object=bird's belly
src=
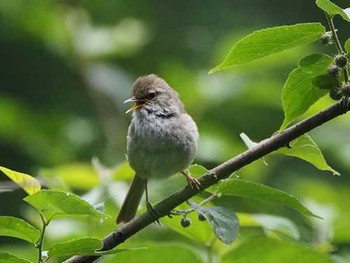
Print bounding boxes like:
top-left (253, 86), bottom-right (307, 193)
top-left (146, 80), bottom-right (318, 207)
top-left (127, 125), bottom-right (195, 179)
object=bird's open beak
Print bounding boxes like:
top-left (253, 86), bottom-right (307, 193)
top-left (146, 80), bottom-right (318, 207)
top-left (124, 97), bottom-right (143, 114)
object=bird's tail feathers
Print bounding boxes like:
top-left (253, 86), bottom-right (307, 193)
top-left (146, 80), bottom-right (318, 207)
top-left (116, 175), bottom-right (146, 224)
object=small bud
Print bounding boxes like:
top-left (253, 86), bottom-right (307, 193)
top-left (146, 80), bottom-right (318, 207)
top-left (334, 55), bottom-right (348, 68)
top-left (327, 64), bottom-right (341, 78)
top-left (329, 87), bottom-right (343, 100)
top-left (342, 84), bottom-right (350, 97)
top-left (181, 217), bottom-right (191, 228)
top-left (319, 31), bottom-right (333, 45)
top-left (198, 213), bottom-right (206, 221)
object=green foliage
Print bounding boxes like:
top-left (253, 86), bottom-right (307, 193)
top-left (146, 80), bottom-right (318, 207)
top-left (275, 134), bottom-right (339, 175)
top-left (222, 237), bottom-right (333, 263)
top-left (210, 23), bottom-right (325, 73)
top-left (1, 0), bottom-right (350, 262)
top-left (190, 202), bottom-right (239, 244)
top-left (0, 216), bottom-right (40, 244)
top-left (280, 54), bottom-right (333, 129)
top-left (45, 237), bottom-right (136, 257)
top-left (316, 0), bottom-right (350, 22)
top-left (24, 190), bottom-right (108, 222)
top-left (0, 252), bottom-right (31, 263)
top-left (345, 38), bottom-right (350, 52)
top-left (102, 244), bottom-right (201, 263)
top-left (0, 166), bottom-right (41, 195)
top-left (219, 178), bottom-right (319, 217)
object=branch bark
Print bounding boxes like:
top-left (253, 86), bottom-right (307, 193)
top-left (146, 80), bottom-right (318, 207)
top-left (64, 99), bottom-right (349, 263)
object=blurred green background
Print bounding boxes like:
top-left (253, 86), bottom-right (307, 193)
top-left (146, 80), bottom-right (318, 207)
top-left (1, 0), bottom-right (350, 262)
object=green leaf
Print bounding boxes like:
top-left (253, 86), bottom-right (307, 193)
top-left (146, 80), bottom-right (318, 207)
top-left (0, 216), bottom-right (40, 244)
top-left (113, 161), bottom-right (135, 181)
top-left (316, 0), bottom-right (350, 22)
top-left (48, 237), bottom-right (144, 257)
top-left (219, 179), bottom-right (319, 218)
top-left (24, 190), bottom-right (108, 221)
top-left (222, 237), bottom-right (333, 263)
top-left (102, 244), bottom-right (201, 263)
top-left (48, 237), bottom-right (103, 257)
top-left (210, 23), bottom-right (325, 73)
top-left (0, 166), bottom-right (41, 195)
top-left (280, 54), bottom-right (333, 129)
top-left (42, 162), bottom-right (99, 190)
top-left (345, 38), bottom-right (350, 53)
top-left (190, 202), bottom-right (239, 244)
top-left (162, 209), bottom-right (213, 244)
top-left (188, 164), bottom-right (207, 178)
top-left (252, 214), bottom-right (301, 240)
top-left (312, 74), bottom-right (340, 90)
top-left (276, 134), bottom-right (339, 175)
top-left (0, 252), bottom-right (31, 263)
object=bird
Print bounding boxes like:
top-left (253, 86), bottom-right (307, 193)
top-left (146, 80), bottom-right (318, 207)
top-left (116, 74), bottom-right (200, 224)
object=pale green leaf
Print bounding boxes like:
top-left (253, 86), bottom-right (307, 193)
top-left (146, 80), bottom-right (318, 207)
top-left (223, 237), bottom-right (332, 263)
top-left (102, 244), bottom-right (201, 263)
top-left (316, 0), bottom-right (350, 22)
top-left (210, 23), bottom-right (325, 73)
top-left (0, 216), bottom-right (40, 244)
top-left (24, 190), bottom-right (108, 221)
top-left (219, 179), bottom-right (319, 218)
top-left (42, 163), bottom-right (99, 190)
top-left (48, 237), bottom-right (102, 257)
top-left (113, 161), bottom-right (135, 181)
top-left (345, 38), bottom-right (350, 53)
top-left (252, 214), bottom-right (301, 240)
top-left (0, 252), bottom-right (31, 263)
top-left (188, 164), bottom-right (207, 178)
top-left (280, 54), bottom-right (333, 129)
top-left (190, 202), bottom-right (239, 244)
top-left (276, 134), bottom-right (339, 175)
top-left (0, 166), bottom-right (41, 195)
top-left (48, 237), bottom-right (140, 257)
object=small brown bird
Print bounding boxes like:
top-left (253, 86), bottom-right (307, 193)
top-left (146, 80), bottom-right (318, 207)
top-left (116, 74), bottom-right (200, 224)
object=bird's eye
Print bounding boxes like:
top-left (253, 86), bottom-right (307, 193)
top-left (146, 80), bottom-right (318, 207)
top-left (146, 92), bottom-right (156, 100)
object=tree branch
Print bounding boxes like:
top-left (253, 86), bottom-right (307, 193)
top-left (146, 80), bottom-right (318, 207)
top-left (64, 98), bottom-right (350, 263)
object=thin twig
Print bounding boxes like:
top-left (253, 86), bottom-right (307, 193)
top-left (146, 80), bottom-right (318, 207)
top-left (64, 99), bottom-right (350, 263)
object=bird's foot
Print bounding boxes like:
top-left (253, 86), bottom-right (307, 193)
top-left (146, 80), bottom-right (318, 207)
top-left (146, 201), bottom-right (161, 225)
top-left (182, 171), bottom-right (201, 189)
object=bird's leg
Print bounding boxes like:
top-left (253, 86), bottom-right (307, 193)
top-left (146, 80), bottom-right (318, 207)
top-left (182, 170), bottom-right (201, 189)
top-left (145, 181), bottom-right (160, 225)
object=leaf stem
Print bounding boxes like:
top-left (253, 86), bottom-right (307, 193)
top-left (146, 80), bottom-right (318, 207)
top-left (325, 13), bottom-right (349, 82)
top-left (36, 214), bottom-right (48, 263)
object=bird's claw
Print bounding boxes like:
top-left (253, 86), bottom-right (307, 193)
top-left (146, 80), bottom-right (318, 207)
top-left (182, 171), bottom-right (201, 190)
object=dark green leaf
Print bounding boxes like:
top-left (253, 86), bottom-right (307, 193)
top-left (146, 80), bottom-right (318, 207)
top-left (210, 23), bottom-right (325, 73)
top-left (0, 216), bottom-right (40, 244)
top-left (316, 0), bottom-right (350, 22)
top-left (276, 134), bottom-right (339, 175)
top-left (219, 179), bottom-right (319, 218)
top-left (0, 252), bottom-right (31, 263)
top-left (24, 190), bottom-right (108, 221)
top-left (222, 237), bottom-right (332, 263)
top-left (190, 202), bottom-right (239, 244)
top-left (312, 74), bottom-right (340, 90)
top-left (0, 166), bottom-right (41, 195)
top-left (281, 54), bottom-right (333, 129)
